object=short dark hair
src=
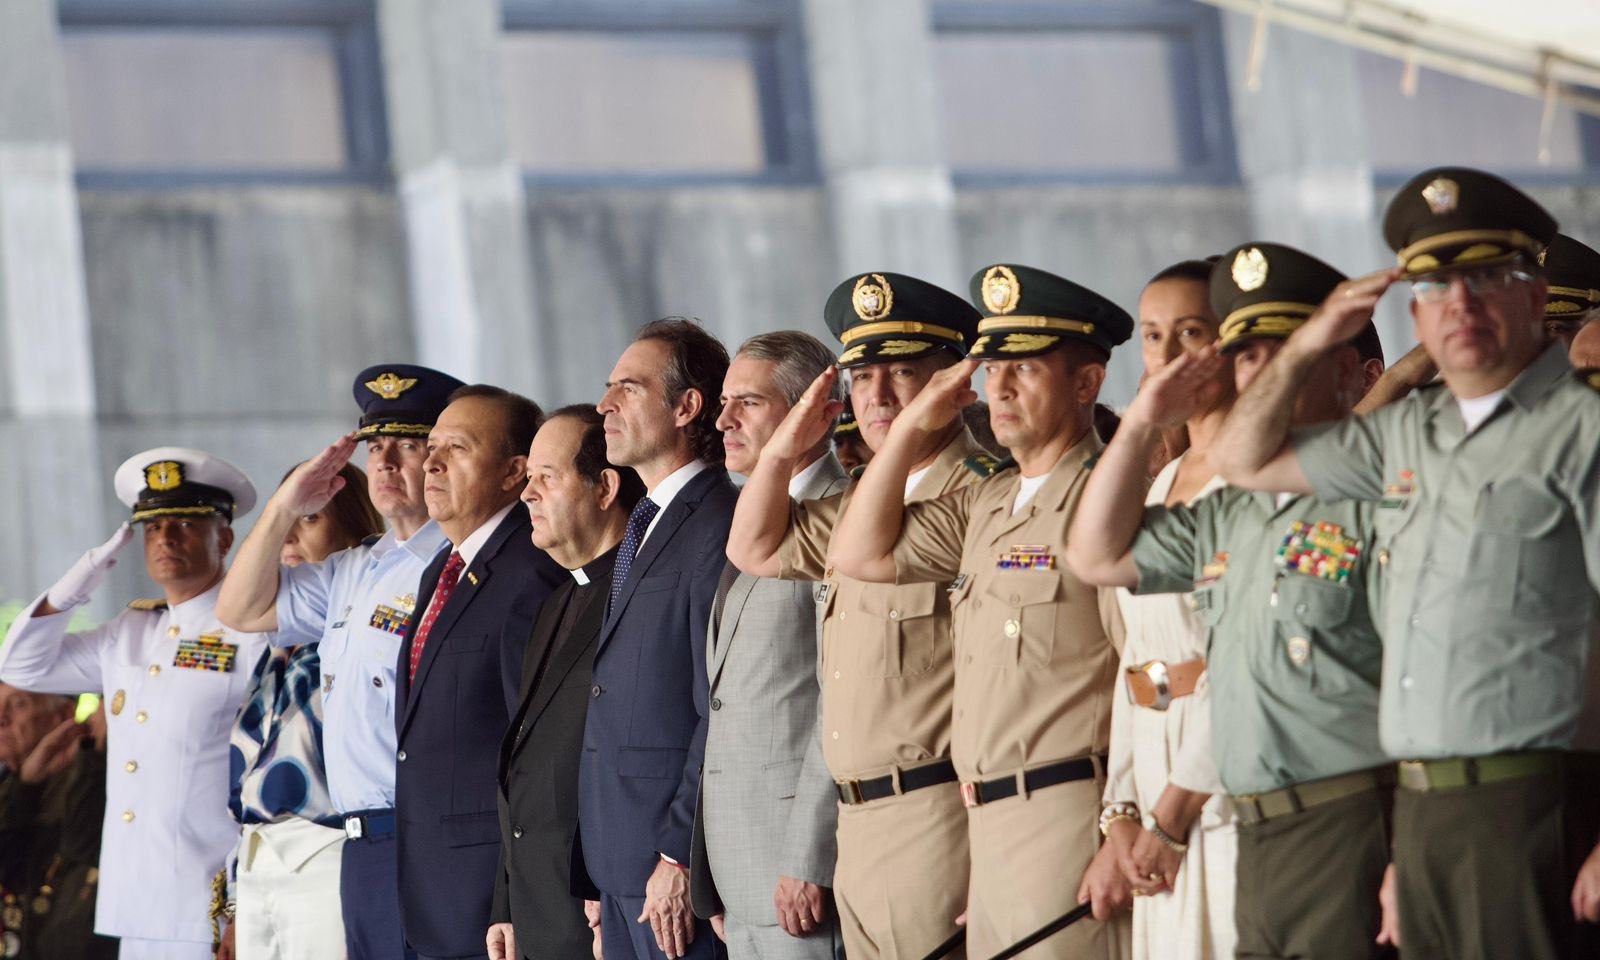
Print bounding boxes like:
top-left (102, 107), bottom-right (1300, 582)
top-left (446, 384), bottom-right (545, 458)
top-left (1350, 323), bottom-right (1385, 367)
top-left (635, 317), bottom-right (730, 465)
top-left (547, 405), bottom-right (647, 513)
top-left (1147, 256), bottom-right (1220, 287)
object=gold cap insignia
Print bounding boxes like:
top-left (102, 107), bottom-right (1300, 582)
top-left (145, 461), bottom-right (183, 492)
top-left (1231, 247), bottom-right (1268, 292)
top-left (851, 274), bottom-right (894, 322)
top-left (366, 372), bottom-right (419, 401)
top-left (1538, 247), bottom-right (1548, 266)
top-left (982, 265), bottom-right (1021, 315)
top-left (1422, 178), bottom-right (1459, 215)
top-left (999, 333), bottom-right (1059, 353)
top-left (877, 339), bottom-right (932, 357)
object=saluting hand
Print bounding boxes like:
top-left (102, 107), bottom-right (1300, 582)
top-left (44, 522), bottom-right (134, 613)
top-left (893, 359), bottom-right (981, 437)
top-left (1124, 346), bottom-right (1227, 432)
top-left (761, 368), bottom-right (845, 465)
top-left (1293, 268), bottom-right (1403, 357)
top-left (18, 717), bottom-right (83, 785)
top-left (271, 433), bottom-right (359, 517)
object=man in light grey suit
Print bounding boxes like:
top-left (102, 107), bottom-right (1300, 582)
top-left (692, 332), bottom-right (848, 960)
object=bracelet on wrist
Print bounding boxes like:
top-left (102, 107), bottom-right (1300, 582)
top-left (1098, 802), bottom-right (1140, 838)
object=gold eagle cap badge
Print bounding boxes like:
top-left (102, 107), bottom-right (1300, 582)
top-left (982, 265), bottom-right (1022, 315)
top-left (145, 460), bottom-right (184, 492)
top-left (366, 372), bottom-right (419, 401)
top-left (1231, 247), bottom-right (1269, 292)
top-left (852, 274), bottom-right (894, 322)
top-left (1422, 177), bottom-right (1459, 216)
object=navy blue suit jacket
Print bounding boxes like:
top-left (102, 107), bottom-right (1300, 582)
top-left (578, 465), bottom-right (738, 896)
top-left (394, 505), bottom-right (564, 957)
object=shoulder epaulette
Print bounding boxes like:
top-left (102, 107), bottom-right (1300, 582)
top-left (127, 598), bottom-right (168, 612)
top-left (1084, 454), bottom-right (1102, 472)
top-left (964, 453), bottom-right (1004, 478)
top-left (849, 465), bottom-right (867, 480)
top-left (1574, 369), bottom-right (1600, 393)
top-left (361, 533), bottom-right (382, 547)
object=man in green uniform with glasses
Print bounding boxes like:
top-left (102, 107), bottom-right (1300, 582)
top-left (1213, 166), bottom-right (1600, 959)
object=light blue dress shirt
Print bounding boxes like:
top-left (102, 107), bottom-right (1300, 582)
top-left (275, 521), bottom-right (448, 813)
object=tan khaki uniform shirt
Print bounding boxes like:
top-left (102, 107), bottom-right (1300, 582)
top-left (890, 431), bottom-right (1126, 780)
top-left (779, 428), bottom-right (991, 780)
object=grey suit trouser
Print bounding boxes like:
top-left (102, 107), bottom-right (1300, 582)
top-left (722, 914), bottom-right (840, 960)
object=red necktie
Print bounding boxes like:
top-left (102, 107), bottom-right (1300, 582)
top-left (409, 551), bottom-right (464, 681)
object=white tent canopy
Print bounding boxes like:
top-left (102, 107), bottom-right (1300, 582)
top-left (1200, 0), bottom-right (1600, 118)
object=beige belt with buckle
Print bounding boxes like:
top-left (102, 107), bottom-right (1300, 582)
top-left (1230, 767), bottom-right (1389, 825)
top-left (1396, 751), bottom-right (1561, 792)
top-left (1124, 657), bottom-right (1205, 711)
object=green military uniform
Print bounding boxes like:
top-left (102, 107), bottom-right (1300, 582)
top-left (0, 745), bottom-right (118, 960)
top-left (881, 265), bottom-right (1134, 960)
top-left (1538, 232), bottom-right (1600, 343)
top-left (1131, 243), bottom-right (1392, 959)
top-left (1292, 167), bottom-right (1600, 960)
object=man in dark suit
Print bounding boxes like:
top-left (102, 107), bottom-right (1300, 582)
top-left (583, 318), bottom-right (738, 960)
top-left (396, 385), bottom-right (565, 960)
top-left (486, 405), bottom-right (645, 960)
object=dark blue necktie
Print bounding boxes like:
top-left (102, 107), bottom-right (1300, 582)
top-left (609, 496), bottom-right (660, 615)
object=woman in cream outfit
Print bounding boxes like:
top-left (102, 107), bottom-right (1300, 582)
top-left (1102, 259), bottom-right (1238, 959)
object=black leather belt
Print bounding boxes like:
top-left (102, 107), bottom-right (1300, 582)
top-left (960, 756), bottom-right (1102, 808)
top-left (835, 759), bottom-right (958, 805)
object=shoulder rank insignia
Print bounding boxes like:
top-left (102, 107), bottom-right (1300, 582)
top-left (1577, 369), bottom-right (1600, 392)
top-left (964, 454), bottom-right (1001, 477)
top-left (1084, 453), bottom-right (1102, 472)
top-left (127, 598), bottom-right (169, 611)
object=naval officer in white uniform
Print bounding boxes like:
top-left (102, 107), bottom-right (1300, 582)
top-left (0, 447), bottom-right (267, 960)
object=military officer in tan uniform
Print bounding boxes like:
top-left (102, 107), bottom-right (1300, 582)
top-left (1540, 232), bottom-right (1600, 349)
top-left (824, 265), bottom-right (1134, 959)
top-left (726, 271), bottom-right (993, 960)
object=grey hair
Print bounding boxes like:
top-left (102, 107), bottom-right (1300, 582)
top-left (735, 330), bottom-right (844, 406)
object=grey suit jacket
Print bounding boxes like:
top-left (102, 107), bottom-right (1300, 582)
top-left (691, 454), bottom-right (850, 924)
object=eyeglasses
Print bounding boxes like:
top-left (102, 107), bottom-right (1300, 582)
top-left (1411, 266), bottom-right (1535, 304)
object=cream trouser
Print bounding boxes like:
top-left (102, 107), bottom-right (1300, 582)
top-left (235, 819), bottom-right (347, 960)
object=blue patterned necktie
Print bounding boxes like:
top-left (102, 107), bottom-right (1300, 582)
top-left (609, 496), bottom-right (660, 615)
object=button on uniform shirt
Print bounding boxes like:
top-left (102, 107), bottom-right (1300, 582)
top-left (886, 431), bottom-right (1124, 780)
top-left (1292, 343), bottom-right (1600, 759)
top-left (778, 429), bottom-right (991, 779)
top-left (275, 521), bottom-right (448, 813)
top-left (229, 643), bottom-right (340, 828)
top-left (0, 584), bottom-right (268, 945)
top-left (1131, 487), bottom-right (1386, 796)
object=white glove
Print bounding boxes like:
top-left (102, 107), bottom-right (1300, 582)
top-left (47, 523), bottom-right (134, 610)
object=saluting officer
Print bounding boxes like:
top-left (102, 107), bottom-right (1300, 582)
top-left (216, 363), bottom-right (462, 960)
top-left (824, 265), bottom-right (1133, 959)
top-left (1540, 232), bottom-right (1600, 348)
top-left (1070, 244), bottom-right (1397, 959)
top-left (0, 447), bottom-right (266, 960)
top-left (1213, 167), bottom-right (1600, 959)
top-left (725, 272), bottom-right (992, 960)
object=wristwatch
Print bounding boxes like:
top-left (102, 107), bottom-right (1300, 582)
top-left (1141, 811), bottom-right (1189, 853)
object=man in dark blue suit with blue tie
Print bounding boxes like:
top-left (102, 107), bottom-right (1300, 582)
top-left (396, 385), bottom-right (565, 959)
top-left (584, 319), bottom-right (738, 960)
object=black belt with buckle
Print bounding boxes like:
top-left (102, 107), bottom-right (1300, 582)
top-left (960, 756), bottom-right (1102, 808)
top-left (836, 759), bottom-right (958, 805)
